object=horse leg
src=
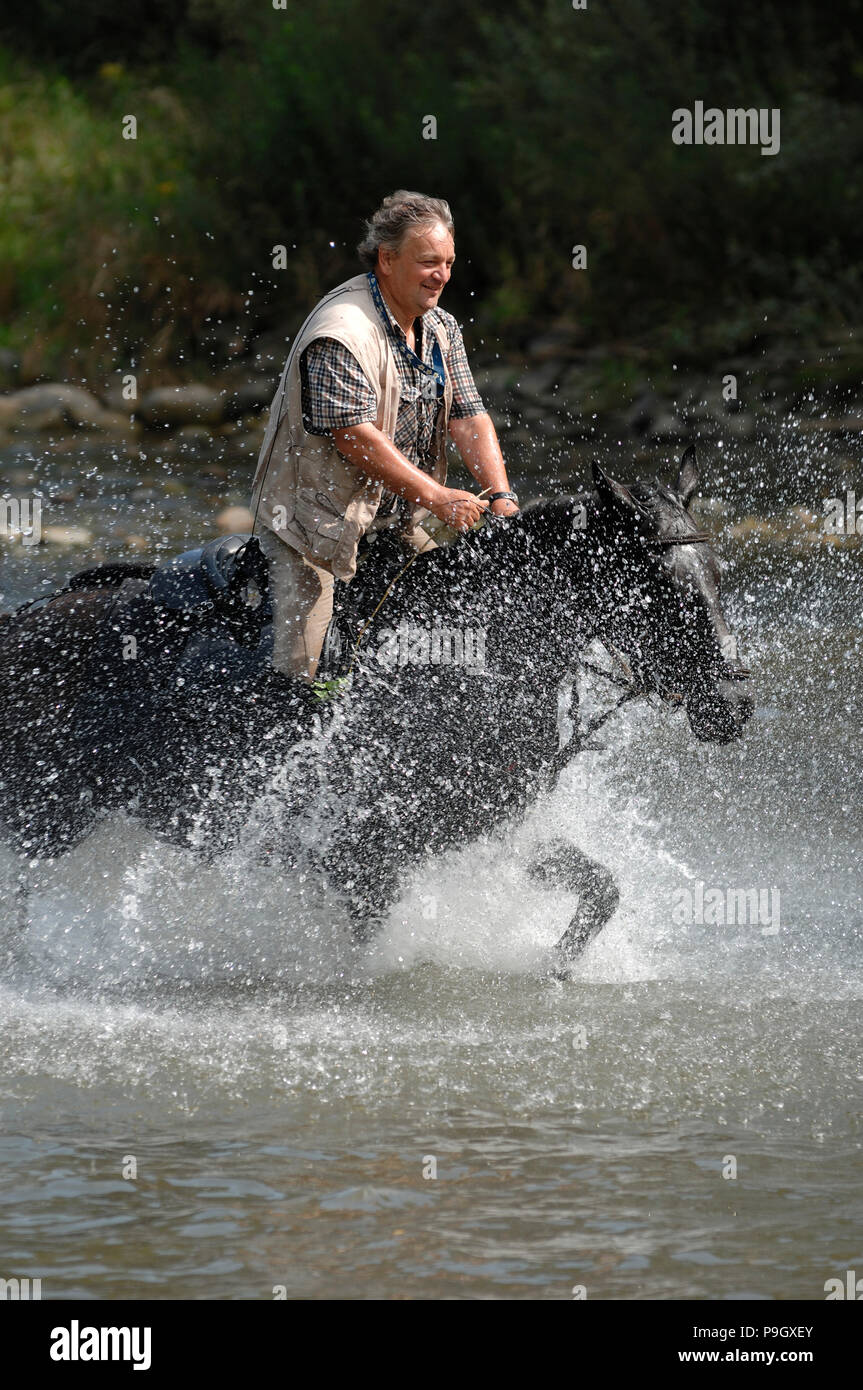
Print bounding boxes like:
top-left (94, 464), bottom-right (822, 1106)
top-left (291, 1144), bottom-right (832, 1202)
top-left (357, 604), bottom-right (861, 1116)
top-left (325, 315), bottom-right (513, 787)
top-left (345, 866), bottom-right (402, 946)
top-left (347, 896), bottom-right (385, 946)
top-left (15, 866), bottom-right (29, 932)
top-left (324, 841), bottom-right (401, 948)
top-left (0, 863), bottom-right (31, 971)
top-left (527, 837), bottom-right (619, 970)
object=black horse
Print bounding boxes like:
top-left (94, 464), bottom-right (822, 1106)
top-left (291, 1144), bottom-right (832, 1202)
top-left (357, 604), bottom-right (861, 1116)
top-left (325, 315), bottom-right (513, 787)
top-left (0, 450), bottom-right (753, 973)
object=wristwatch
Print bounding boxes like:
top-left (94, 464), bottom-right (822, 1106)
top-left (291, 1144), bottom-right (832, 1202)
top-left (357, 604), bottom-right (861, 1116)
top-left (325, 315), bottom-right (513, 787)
top-left (488, 491), bottom-right (519, 506)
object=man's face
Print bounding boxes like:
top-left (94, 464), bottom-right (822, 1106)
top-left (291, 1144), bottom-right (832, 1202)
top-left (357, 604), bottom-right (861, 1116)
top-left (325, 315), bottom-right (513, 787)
top-left (377, 222), bottom-right (455, 318)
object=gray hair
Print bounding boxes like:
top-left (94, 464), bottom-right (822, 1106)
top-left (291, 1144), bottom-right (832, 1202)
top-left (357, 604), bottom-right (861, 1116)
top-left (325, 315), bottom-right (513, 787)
top-left (357, 190), bottom-right (454, 270)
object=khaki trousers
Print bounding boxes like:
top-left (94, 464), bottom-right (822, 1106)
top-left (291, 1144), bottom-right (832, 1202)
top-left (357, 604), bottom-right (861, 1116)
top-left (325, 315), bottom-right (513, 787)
top-left (256, 525), bottom-right (334, 681)
top-left (255, 521), bottom-right (437, 682)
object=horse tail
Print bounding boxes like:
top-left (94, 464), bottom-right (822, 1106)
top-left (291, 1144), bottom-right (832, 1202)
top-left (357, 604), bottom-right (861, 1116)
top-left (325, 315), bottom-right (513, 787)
top-left (0, 574), bottom-right (156, 857)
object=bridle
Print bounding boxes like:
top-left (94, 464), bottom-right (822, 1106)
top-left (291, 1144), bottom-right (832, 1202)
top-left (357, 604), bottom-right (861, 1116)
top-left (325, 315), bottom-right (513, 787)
top-left (550, 532), bottom-right (750, 776)
top-left (647, 532), bottom-right (751, 683)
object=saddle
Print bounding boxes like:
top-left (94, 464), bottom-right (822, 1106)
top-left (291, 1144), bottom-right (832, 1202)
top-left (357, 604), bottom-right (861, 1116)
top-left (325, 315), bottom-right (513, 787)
top-left (144, 527), bottom-right (412, 678)
top-left (148, 533), bottom-right (271, 646)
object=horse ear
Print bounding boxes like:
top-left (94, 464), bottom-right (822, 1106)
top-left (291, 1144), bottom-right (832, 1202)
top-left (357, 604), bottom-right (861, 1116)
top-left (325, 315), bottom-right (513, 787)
top-left (676, 445), bottom-right (699, 506)
top-left (591, 461), bottom-right (641, 515)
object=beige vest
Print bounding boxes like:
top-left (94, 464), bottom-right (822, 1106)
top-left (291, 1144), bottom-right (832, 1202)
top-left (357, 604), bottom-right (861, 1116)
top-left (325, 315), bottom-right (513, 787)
top-left (250, 273), bottom-right (453, 581)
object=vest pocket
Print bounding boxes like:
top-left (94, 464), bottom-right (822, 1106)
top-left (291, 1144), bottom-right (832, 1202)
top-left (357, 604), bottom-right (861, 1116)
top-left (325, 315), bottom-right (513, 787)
top-left (291, 487), bottom-right (347, 563)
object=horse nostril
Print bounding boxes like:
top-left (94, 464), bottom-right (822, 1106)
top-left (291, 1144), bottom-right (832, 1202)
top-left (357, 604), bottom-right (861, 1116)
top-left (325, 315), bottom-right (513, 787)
top-left (685, 679), bottom-right (755, 743)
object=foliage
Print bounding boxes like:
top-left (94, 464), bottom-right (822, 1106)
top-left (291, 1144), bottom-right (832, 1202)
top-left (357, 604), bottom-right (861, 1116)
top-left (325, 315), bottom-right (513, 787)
top-left (0, 0), bottom-right (862, 377)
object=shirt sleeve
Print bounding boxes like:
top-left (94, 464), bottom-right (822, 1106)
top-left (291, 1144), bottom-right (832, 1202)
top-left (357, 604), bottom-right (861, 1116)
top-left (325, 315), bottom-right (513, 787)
top-left (437, 311), bottom-right (485, 419)
top-left (300, 336), bottom-right (377, 434)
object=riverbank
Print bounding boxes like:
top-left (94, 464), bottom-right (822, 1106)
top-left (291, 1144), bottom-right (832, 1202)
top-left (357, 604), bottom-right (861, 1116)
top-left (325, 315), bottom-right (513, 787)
top-left (2, 327), bottom-right (863, 496)
top-left (2, 327), bottom-right (862, 587)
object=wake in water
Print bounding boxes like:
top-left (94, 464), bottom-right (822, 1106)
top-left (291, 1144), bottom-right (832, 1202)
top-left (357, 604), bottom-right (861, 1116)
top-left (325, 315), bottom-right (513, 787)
top-left (0, 698), bottom-right (685, 992)
top-left (0, 688), bottom-right (789, 999)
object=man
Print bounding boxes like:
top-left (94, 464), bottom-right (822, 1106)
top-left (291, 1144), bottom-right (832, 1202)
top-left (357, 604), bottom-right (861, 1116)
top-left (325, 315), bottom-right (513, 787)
top-left (250, 189), bottom-right (520, 682)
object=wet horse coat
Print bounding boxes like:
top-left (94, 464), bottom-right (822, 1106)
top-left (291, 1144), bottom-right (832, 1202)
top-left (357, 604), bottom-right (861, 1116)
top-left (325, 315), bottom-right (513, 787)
top-left (0, 452), bottom-right (753, 971)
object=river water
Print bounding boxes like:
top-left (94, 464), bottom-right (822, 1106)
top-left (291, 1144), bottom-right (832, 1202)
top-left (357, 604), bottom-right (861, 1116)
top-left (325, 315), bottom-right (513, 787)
top-left (0, 432), bottom-right (861, 1300)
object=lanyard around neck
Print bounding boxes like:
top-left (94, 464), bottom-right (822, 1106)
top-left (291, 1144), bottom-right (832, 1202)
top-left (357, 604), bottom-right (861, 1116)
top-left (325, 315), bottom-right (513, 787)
top-left (367, 272), bottom-right (445, 394)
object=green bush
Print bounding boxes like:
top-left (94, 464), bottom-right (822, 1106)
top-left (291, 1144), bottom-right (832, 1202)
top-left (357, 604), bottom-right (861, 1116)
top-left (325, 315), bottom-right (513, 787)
top-left (0, 0), bottom-right (861, 378)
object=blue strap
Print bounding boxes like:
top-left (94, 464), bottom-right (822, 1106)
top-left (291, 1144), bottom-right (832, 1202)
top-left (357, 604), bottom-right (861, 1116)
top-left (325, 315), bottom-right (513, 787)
top-left (368, 272), bottom-right (445, 397)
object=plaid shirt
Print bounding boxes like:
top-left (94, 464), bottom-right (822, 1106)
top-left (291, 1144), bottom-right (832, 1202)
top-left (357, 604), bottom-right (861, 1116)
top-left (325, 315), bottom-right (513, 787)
top-left (300, 272), bottom-right (484, 514)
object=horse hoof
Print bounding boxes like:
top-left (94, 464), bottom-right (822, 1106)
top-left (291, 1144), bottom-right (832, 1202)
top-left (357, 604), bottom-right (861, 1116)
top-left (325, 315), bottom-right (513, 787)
top-left (544, 953), bottom-right (572, 983)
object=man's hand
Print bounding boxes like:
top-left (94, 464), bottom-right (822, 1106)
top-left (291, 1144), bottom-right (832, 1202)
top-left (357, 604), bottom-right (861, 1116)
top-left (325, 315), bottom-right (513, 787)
top-left (429, 487), bottom-right (489, 532)
top-left (448, 414), bottom-right (519, 520)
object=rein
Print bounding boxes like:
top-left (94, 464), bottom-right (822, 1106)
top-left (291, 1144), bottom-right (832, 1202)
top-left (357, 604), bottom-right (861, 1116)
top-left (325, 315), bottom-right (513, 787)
top-left (313, 521), bottom-right (750, 773)
top-left (342, 549), bottom-right (423, 681)
top-left (570, 647), bottom-right (647, 746)
top-left (340, 492), bottom-right (496, 681)
top-left (546, 651), bottom-right (646, 785)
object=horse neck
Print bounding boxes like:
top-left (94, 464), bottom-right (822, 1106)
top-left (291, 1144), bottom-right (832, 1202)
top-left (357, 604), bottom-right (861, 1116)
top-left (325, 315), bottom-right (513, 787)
top-left (393, 503), bottom-right (626, 679)
top-left (484, 502), bottom-right (631, 648)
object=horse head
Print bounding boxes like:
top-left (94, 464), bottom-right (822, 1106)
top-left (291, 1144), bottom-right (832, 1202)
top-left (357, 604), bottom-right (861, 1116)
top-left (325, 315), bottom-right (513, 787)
top-left (582, 446), bottom-right (754, 744)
